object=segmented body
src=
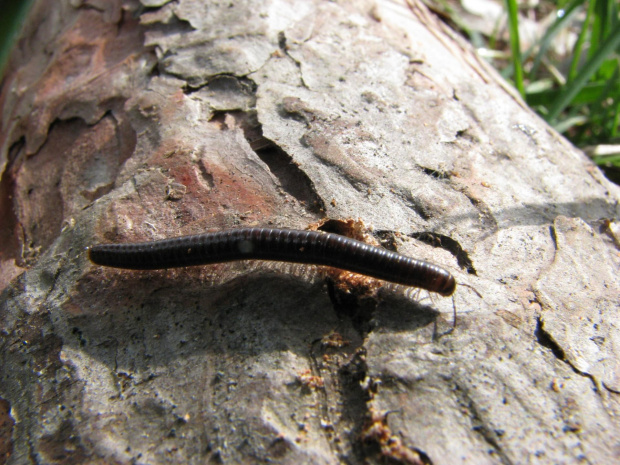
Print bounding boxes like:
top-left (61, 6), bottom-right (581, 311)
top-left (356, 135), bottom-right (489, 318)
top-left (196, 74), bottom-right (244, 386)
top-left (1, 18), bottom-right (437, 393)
top-left (88, 228), bottom-right (456, 296)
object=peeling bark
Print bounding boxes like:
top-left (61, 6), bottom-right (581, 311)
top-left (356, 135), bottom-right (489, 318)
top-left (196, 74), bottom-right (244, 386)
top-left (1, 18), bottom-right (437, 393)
top-left (1, 0), bottom-right (619, 464)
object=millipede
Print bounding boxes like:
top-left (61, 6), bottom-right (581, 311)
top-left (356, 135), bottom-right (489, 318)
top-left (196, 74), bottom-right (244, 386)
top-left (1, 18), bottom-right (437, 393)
top-left (87, 227), bottom-right (456, 296)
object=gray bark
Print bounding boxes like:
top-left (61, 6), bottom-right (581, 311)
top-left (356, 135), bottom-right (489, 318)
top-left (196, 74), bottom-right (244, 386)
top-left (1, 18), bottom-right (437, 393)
top-left (1, 0), bottom-right (619, 464)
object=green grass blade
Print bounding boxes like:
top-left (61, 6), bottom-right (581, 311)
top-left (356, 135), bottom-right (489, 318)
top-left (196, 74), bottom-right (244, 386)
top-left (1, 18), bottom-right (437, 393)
top-left (505, 0), bottom-right (525, 97)
top-left (530, 0), bottom-right (583, 78)
top-left (568, 0), bottom-right (596, 83)
top-left (547, 27), bottom-right (620, 123)
top-left (526, 80), bottom-right (620, 107)
top-left (0, 0), bottom-right (35, 77)
top-left (611, 101), bottom-right (620, 138)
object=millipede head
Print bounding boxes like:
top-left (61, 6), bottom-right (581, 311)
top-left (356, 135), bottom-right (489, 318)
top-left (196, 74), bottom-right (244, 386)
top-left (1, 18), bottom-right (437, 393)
top-left (437, 274), bottom-right (457, 296)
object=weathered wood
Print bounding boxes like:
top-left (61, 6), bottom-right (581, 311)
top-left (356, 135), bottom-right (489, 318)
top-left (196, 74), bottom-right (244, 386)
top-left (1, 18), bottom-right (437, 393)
top-left (1, 0), bottom-right (619, 464)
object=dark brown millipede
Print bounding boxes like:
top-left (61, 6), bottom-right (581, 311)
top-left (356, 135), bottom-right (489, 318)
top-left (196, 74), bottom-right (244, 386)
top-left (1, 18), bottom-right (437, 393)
top-left (87, 227), bottom-right (456, 296)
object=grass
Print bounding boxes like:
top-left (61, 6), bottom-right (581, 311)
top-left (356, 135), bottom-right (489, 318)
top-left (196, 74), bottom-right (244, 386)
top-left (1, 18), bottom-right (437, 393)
top-left (0, 0), bottom-right (35, 79)
top-left (502, 0), bottom-right (620, 180)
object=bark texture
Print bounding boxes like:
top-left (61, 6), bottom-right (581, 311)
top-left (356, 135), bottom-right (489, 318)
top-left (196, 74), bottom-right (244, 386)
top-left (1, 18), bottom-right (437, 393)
top-left (1, 0), bottom-right (619, 464)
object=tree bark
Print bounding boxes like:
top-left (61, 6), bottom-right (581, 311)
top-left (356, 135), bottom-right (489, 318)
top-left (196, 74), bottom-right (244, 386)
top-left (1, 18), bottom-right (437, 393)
top-left (1, 0), bottom-right (619, 464)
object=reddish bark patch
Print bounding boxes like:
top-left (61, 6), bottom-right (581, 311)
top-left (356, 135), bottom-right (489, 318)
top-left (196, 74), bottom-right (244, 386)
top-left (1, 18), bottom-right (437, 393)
top-left (38, 420), bottom-right (89, 465)
top-left (5, 114), bottom-right (134, 270)
top-left (0, 398), bottom-right (14, 465)
top-left (0, 140), bottom-right (24, 290)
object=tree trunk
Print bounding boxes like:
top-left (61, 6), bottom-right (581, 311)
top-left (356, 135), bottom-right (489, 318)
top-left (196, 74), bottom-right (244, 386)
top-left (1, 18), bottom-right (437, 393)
top-left (1, 0), bottom-right (619, 464)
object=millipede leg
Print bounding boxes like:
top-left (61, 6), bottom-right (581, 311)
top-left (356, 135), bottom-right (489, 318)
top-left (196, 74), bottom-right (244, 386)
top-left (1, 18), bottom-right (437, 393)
top-left (432, 295), bottom-right (458, 340)
top-left (452, 295), bottom-right (457, 330)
